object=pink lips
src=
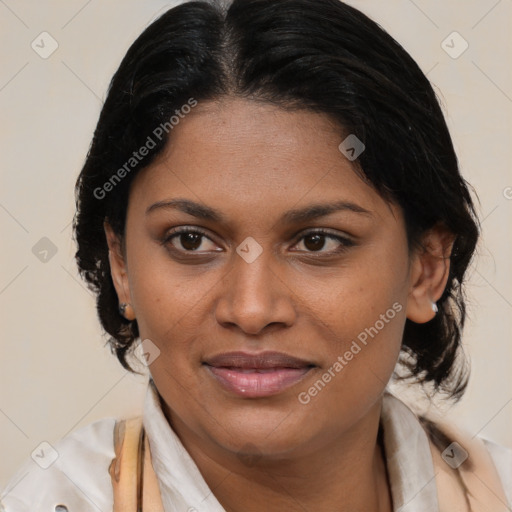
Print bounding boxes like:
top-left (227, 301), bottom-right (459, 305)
top-left (204, 351), bottom-right (314, 398)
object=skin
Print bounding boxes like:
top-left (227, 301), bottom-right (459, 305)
top-left (106, 97), bottom-right (453, 512)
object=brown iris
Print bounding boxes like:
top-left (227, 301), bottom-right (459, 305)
top-left (303, 234), bottom-right (326, 251)
top-left (180, 233), bottom-right (202, 251)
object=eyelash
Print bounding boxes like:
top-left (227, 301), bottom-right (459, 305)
top-left (162, 227), bottom-right (355, 256)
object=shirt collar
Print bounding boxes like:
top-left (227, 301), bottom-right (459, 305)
top-left (143, 379), bottom-right (439, 512)
top-left (380, 392), bottom-right (440, 511)
top-left (143, 378), bottom-right (226, 512)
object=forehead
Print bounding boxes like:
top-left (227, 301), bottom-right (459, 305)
top-left (128, 97), bottom-right (397, 225)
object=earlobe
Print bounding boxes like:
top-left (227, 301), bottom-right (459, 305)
top-left (118, 302), bottom-right (136, 322)
top-left (405, 224), bottom-right (454, 324)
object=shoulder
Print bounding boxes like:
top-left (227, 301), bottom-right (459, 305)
top-left (382, 393), bottom-right (512, 509)
top-left (481, 437), bottom-right (512, 506)
top-left (1, 417), bottom-right (116, 512)
top-left (420, 412), bottom-right (512, 509)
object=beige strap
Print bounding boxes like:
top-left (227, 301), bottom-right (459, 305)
top-left (142, 424), bottom-right (166, 510)
top-left (109, 417), bottom-right (165, 512)
top-left (428, 423), bottom-right (509, 512)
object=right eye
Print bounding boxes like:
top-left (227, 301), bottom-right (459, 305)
top-left (163, 227), bottom-right (222, 253)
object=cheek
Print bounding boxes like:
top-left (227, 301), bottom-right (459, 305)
top-left (295, 302), bottom-right (406, 437)
top-left (126, 248), bottom-right (229, 385)
top-left (319, 294), bottom-right (405, 386)
top-left (292, 242), bottom-right (409, 397)
top-left (126, 235), bottom-right (207, 324)
top-left (292, 241), bottom-right (409, 333)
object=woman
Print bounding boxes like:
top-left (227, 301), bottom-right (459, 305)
top-left (1, 0), bottom-right (510, 510)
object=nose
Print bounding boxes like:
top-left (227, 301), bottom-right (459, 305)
top-left (214, 249), bottom-right (297, 335)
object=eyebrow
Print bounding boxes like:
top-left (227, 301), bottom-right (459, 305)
top-left (281, 200), bottom-right (372, 223)
top-left (146, 199), bottom-right (225, 222)
top-left (145, 198), bottom-right (372, 223)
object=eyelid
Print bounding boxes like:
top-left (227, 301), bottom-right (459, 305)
top-left (164, 226), bottom-right (213, 239)
top-left (290, 228), bottom-right (355, 252)
top-left (294, 227), bottom-right (354, 240)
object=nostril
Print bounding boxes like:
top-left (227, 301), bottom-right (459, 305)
top-left (55, 506), bottom-right (69, 512)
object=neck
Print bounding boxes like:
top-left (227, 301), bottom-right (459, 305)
top-left (164, 398), bottom-right (393, 512)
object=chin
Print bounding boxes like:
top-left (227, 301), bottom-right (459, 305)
top-left (203, 405), bottom-right (316, 456)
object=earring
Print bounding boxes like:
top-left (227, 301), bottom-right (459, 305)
top-left (119, 302), bottom-right (136, 321)
top-left (431, 301), bottom-right (438, 314)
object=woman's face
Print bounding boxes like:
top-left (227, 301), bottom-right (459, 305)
top-left (109, 98), bottom-right (428, 461)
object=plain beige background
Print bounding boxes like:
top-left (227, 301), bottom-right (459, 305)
top-left (1, 0), bottom-right (511, 491)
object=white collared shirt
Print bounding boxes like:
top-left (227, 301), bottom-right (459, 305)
top-left (2, 379), bottom-right (511, 512)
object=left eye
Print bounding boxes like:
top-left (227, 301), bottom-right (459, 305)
top-left (293, 232), bottom-right (353, 253)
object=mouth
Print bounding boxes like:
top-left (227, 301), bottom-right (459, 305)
top-left (203, 351), bottom-right (315, 398)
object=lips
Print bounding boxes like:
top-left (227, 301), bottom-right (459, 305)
top-left (203, 351), bottom-right (314, 398)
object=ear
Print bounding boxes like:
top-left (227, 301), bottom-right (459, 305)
top-left (104, 221), bottom-right (133, 309)
top-left (406, 224), bottom-right (455, 323)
